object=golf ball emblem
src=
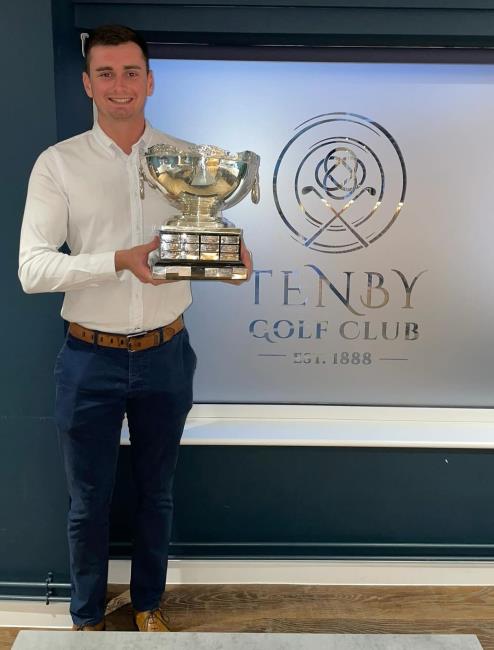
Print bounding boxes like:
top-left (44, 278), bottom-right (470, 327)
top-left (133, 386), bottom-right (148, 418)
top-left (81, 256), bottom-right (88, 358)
top-left (273, 113), bottom-right (407, 253)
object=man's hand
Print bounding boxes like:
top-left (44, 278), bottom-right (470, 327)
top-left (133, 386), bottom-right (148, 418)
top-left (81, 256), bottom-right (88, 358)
top-left (240, 240), bottom-right (253, 279)
top-left (115, 236), bottom-right (172, 285)
top-left (222, 239), bottom-right (253, 285)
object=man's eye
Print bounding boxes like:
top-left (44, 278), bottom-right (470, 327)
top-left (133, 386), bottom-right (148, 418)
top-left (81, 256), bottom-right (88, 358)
top-left (127, 71), bottom-right (138, 77)
top-left (99, 72), bottom-right (112, 78)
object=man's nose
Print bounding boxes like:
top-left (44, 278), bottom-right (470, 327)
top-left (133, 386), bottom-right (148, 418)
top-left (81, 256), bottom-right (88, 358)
top-left (112, 74), bottom-right (128, 91)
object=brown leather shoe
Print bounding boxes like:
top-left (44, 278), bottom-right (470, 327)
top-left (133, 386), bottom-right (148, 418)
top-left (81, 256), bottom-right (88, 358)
top-left (71, 619), bottom-right (105, 631)
top-left (134, 608), bottom-right (170, 632)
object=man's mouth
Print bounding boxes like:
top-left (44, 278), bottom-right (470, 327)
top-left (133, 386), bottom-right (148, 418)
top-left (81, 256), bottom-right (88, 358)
top-left (108, 97), bottom-right (133, 104)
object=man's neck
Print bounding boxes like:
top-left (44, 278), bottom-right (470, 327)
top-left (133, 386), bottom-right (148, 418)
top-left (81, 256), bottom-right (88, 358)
top-left (97, 116), bottom-right (146, 155)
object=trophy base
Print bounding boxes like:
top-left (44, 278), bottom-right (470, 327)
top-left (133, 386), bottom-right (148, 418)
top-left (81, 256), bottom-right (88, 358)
top-left (152, 261), bottom-right (248, 281)
top-left (155, 225), bottom-right (245, 280)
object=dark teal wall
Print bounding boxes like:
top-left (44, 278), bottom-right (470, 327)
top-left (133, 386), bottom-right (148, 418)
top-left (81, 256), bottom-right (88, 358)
top-left (73, 0), bottom-right (494, 47)
top-left (112, 446), bottom-right (494, 559)
top-left (3, 0), bottom-right (494, 601)
top-left (52, 0), bottom-right (93, 141)
top-left (0, 0), bottom-right (69, 589)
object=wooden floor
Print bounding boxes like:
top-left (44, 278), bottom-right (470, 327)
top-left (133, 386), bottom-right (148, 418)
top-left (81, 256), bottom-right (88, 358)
top-left (1, 585), bottom-right (494, 649)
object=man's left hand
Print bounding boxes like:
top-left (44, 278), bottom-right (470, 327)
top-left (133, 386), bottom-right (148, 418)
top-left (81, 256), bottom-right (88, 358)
top-left (223, 239), bottom-right (253, 285)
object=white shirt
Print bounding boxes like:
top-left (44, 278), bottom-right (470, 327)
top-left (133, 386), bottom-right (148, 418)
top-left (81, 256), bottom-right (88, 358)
top-left (19, 121), bottom-right (192, 334)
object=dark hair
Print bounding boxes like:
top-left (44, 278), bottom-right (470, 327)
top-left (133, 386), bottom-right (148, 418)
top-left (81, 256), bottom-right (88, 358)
top-left (84, 24), bottom-right (149, 73)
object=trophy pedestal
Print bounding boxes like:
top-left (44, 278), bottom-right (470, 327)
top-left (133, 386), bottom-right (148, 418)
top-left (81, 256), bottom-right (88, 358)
top-left (152, 262), bottom-right (248, 281)
top-left (151, 226), bottom-right (247, 281)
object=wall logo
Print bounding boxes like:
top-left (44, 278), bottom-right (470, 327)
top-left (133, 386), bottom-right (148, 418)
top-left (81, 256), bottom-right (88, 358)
top-left (273, 113), bottom-right (407, 253)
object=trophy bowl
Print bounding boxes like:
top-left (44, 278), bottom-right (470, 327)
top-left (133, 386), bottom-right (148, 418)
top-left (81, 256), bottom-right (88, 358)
top-left (140, 143), bottom-right (260, 280)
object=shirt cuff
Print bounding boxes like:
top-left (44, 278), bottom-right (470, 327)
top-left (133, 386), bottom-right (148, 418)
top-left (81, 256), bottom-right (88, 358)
top-left (92, 250), bottom-right (119, 281)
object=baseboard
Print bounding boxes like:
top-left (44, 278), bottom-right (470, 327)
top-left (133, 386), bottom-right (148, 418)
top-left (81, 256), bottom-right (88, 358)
top-left (3, 558), bottom-right (494, 629)
top-left (115, 558), bottom-right (494, 586)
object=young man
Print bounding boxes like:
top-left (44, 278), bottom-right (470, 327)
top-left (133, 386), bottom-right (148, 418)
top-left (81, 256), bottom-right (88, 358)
top-left (19, 24), bottom-right (251, 632)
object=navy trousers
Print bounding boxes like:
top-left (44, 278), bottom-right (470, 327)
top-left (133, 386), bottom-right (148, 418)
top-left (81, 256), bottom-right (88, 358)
top-left (54, 327), bottom-right (196, 626)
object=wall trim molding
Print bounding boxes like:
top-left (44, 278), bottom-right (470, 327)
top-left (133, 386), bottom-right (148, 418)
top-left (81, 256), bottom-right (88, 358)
top-left (73, 0), bottom-right (494, 47)
top-left (3, 559), bottom-right (494, 628)
top-left (121, 405), bottom-right (494, 448)
top-left (139, 558), bottom-right (494, 586)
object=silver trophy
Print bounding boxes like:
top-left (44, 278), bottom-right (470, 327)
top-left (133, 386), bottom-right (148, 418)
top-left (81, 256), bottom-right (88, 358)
top-left (139, 143), bottom-right (260, 280)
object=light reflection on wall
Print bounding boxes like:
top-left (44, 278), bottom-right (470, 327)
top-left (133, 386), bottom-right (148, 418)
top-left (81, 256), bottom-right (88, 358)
top-left (146, 59), bottom-right (494, 407)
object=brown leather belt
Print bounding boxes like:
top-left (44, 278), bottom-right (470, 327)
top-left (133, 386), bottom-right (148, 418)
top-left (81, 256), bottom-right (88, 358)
top-left (68, 316), bottom-right (184, 352)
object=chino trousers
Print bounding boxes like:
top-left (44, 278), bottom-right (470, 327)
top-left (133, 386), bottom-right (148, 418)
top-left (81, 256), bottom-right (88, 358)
top-left (54, 326), bottom-right (196, 626)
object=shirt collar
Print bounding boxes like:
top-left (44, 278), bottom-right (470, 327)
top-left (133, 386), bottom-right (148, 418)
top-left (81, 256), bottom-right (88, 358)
top-left (91, 120), bottom-right (115, 152)
top-left (91, 120), bottom-right (154, 156)
top-left (132, 120), bottom-right (154, 154)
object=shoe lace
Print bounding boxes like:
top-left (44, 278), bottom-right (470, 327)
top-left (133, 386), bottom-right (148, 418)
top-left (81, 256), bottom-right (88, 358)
top-left (146, 609), bottom-right (170, 631)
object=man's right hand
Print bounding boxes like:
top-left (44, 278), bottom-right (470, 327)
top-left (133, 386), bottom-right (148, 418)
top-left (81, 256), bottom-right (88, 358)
top-left (115, 236), bottom-right (172, 285)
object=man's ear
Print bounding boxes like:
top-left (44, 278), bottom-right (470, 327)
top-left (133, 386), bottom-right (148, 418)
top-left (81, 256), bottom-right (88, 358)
top-left (82, 71), bottom-right (93, 99)
top-left (147, 70), bottom-right (154, 97)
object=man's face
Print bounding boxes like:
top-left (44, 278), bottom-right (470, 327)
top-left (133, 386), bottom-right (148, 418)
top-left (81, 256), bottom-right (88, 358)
top-left (82, 42), bottom-right (154, 124)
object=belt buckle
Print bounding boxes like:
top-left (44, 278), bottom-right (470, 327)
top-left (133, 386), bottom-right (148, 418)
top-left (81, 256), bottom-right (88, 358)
top-left (127, 330), bottom-right (149, 352)
top-left (127, 330), bottom-right (149, 339)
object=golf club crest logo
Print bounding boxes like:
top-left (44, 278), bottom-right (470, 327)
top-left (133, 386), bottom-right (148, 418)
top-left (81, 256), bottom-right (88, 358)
top-left (273, 113), bottom-right (407, 253)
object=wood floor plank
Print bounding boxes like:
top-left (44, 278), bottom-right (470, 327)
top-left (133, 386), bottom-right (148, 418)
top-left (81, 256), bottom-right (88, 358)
top-left (0, 630), bottom-right (20, 650)
top-left (1, 586), bottom-right (493, 648)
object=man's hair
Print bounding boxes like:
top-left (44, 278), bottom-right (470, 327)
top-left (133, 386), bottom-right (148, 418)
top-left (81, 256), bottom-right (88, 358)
top-left (84, 25), bottom-right (149, 73)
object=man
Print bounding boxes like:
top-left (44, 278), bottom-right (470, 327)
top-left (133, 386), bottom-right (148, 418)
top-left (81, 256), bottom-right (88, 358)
top-left (19, 24), bottom-right (251, 632)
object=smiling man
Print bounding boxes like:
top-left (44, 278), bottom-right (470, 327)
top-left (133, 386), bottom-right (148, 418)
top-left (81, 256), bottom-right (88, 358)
top-left (19, 24), bottom-right (250, 634)
top-left (82, 37), bottom-right (153, 155)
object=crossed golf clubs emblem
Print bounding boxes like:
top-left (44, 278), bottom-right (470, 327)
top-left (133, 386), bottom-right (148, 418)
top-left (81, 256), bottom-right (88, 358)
top-left (301, 146), bottom-right (378, 248)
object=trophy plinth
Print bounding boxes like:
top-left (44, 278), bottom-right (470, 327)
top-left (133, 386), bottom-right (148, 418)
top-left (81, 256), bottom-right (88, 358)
top-left (140, 143), bottom-right (260, 281)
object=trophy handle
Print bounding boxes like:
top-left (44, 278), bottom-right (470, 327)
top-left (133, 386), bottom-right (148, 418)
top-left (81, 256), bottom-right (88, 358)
top-left (222, 153), bottom-right (260, 211)
top-left (251, 171), bottom-right (260, 204)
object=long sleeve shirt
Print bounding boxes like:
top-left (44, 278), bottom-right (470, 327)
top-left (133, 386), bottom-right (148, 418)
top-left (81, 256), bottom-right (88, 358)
top-left (19, 121), bottom-right (192, 334)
